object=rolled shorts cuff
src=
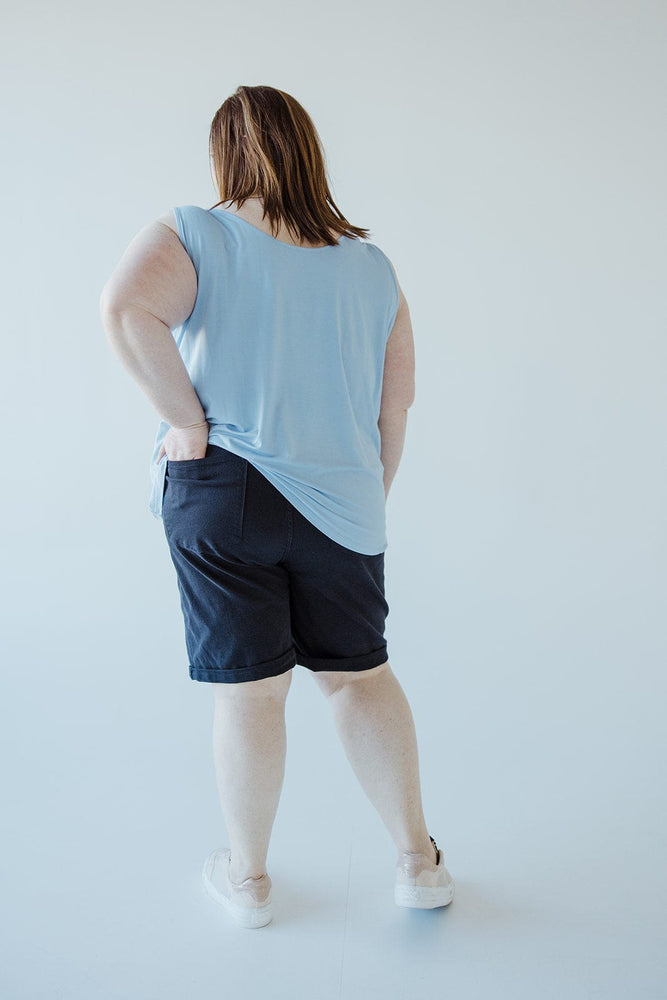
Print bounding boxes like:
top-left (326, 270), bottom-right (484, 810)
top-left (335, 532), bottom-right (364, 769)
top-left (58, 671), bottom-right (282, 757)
top-left (296, 644), bottom-right (388, 673)
top-left (189, 647), bottom-right (297, 684)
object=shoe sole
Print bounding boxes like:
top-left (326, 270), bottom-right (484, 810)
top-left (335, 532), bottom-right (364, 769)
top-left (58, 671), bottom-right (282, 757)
top-left (201, 851), bottom-right (273, 928)
top-left (394, 881), bottom-right (455, 909)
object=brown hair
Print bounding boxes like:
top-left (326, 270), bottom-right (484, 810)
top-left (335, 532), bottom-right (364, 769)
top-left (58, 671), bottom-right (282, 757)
top-left (208, 85), bottom-right (371, 246)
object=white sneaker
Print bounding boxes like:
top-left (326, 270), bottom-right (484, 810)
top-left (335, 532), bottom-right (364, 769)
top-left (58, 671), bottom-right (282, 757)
top-left (202, 848), bottom-right (273, 928)
top-left (394, 835), bottom-right (455, 909)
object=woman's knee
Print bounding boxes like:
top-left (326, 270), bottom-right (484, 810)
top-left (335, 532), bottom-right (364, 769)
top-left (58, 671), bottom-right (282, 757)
top-left (312, 660), bottom-right (390, 698)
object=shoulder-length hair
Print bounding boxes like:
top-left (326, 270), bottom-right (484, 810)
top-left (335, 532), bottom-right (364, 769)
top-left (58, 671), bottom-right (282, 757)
top-left (208, 85), bottom-right (371, 246)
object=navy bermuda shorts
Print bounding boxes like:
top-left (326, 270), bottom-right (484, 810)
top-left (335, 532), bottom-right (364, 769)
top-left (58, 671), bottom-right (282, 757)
top-left (160, 444), bottom-right (390, 684)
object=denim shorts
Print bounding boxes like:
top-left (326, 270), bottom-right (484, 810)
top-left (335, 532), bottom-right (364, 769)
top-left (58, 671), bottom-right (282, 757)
top-left (160, 444), bottom-right (390, 683)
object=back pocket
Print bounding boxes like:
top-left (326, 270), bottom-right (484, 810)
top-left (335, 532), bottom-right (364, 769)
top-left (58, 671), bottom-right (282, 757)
top-left (163, 450), bottom-right (248, 547)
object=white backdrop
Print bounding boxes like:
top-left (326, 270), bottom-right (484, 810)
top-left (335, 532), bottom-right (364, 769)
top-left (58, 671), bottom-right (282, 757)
top-left (1, 1), bottom-right (665, 997)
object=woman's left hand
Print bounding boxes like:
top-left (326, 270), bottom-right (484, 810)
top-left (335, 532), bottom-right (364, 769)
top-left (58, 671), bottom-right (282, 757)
top-left (156, 420), bottom-right (210, 462)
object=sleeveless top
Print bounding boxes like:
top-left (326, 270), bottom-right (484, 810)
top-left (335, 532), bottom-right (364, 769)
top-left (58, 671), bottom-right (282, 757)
top-left (148, 205), bottom-right (399, 555)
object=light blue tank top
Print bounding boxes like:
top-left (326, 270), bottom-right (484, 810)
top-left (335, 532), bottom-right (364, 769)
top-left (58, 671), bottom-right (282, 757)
top-left (148, 205), bottom-right (399, 554)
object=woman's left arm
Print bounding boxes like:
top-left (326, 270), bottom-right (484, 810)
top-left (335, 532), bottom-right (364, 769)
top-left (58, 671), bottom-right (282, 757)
top-left (99, 213), bottom-right (207, 433)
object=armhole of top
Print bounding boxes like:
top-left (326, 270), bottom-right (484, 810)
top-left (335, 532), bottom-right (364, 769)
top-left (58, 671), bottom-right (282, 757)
top-left (172, 206), bottom-right (189, 256)
top-left (369, 244), bottom-right (400, 341)
top-left (173, 205), bottom-right (212, 283)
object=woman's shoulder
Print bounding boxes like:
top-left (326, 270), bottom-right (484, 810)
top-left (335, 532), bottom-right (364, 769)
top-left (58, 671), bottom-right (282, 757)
top-left (155, 205), bottom-right (219, 236)
top-left (155, 208), bottom-right (179, 234)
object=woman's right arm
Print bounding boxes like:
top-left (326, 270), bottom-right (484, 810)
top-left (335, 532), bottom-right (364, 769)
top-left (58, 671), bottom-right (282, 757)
top-left (378, 264), bottom-right (416, 499)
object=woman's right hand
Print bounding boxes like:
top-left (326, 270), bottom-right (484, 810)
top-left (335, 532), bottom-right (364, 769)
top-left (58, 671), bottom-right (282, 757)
top-left (156, 420), bottom-right (210, 462)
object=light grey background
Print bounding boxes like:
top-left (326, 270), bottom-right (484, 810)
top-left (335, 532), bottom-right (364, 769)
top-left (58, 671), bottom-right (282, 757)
top-left (1, 1), bottom-right (665, 997)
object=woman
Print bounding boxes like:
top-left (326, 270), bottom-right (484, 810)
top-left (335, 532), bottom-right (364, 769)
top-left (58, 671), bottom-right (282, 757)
top-left (100, 84), bottom-right (454, 928)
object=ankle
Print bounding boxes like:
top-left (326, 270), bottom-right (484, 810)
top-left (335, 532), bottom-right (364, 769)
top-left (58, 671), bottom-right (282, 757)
top-left (229, 856), bottom-right (266, 883)
top-left (400, 838), bottom-right (438, 864)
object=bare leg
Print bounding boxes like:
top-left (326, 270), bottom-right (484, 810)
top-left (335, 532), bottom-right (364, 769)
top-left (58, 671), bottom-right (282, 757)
top-left (210, 669), bottom-right (292, 883)
top-left (312, 661), bottom-right (437, 861)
